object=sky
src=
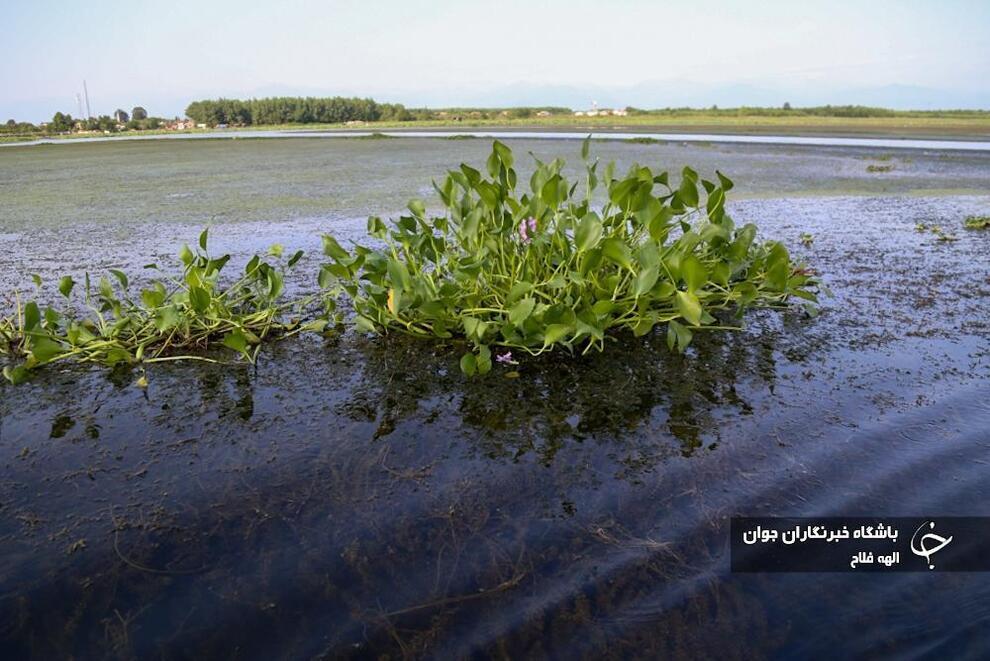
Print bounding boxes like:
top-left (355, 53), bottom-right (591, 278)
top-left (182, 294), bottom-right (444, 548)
top-left (2, 0), bottom-right (989, 121)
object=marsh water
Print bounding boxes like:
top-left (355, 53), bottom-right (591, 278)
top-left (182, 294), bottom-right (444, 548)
top-left (7, 128), bottom-right (990, 152)
top-left (1, 138), bottom-right (989, 658)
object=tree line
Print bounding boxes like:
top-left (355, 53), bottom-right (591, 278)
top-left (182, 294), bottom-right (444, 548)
top-left (184, 97), bottom-right (414, 126)
top-left (1, 106), bottom-right (164, 136)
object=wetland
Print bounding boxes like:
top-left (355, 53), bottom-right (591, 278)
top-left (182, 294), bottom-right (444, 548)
top-left (1, 137), bottom-right (989, 658)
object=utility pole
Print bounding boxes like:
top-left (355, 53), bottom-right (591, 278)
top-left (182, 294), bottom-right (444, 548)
top-left (83, 80), bottom-right (92, 119)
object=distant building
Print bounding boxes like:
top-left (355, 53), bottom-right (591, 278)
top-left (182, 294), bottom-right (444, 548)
top-left (536, 110), bottom-right (551, 117)
top-left (574, 107), bottom-right (627, 117)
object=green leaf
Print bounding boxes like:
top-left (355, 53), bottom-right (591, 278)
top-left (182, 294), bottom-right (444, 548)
top-left (716, 170), bottom-right (734, 191)
top-left (508, 297), bottom-right (536, 327)
top-left (387, 258), bottom-right (413, 291)
top-left (3, 364), bottom-right (29, 385)
top-left (222, 329), bottom-right (249, 354)
top-left (105, 347), bottom-right (132, 366)
top-left (680, 255), bottom-right (707, 293)
top-left (23, 302), bottom-right (41, 331)
top-left (153, 306), bottom-right (180, 332)
top-left (493, 140), bottom-right (514, 167)
top-left (581, 134), bottom-right (591, 160)
top-left (321, 234), bottom-right (350, 261)
top-left (58, 276), bottom-right (76, 298)
top-left (267, 269), bottom-right (284, 300)
top-left (543, 323), bottom-right (572, 346)
top-left (678, 173), bottom-right (699, 208)
top-left (602, 238), bottom-right (634, 271)
top-left (633, 266), bottom-right (659, 297)
top-left (367, 216), bottom-right (387, 239)
top-left (178, 244), bottom-right (195, 266)
top-left (476, 345), bottom-right (492, 375)
top-left (268, 243), bottom-right (284, 258)
top-left (354, 315), bottom-right (378, 333)
top-left (318, 265), bottom-right (335, 289)
top-left (462, 317), bottom-right (490, 342)
top-left (99, 276), bottom-right (115, 301)
top-left (666, 319), bottom-right (693, 353)
top-left (408, 198), bottom-right (427, 218)
top-left (287, 250), bottom-right (304, 267)
top-left (459, 352), bottom-right (477, 376)
top-left (675, 290), bottom-right (703, 326)
top-left (575, 214), bottom-right (603, 252)
top-left (188, 286), bottom-right (210, 313)
top-left (30, 336), bottom-right (64, 363)
top-left (31, 273), bottom-right (42, 289)
top-left (140, 285), bottom-right (166, 308)
top-left (109, 269), bottom-right (129, 290)
top-left (199, 228), bottom-right (209, 251)
top-left (507, 281), bottom-right (533, 304)
top-left (591, 300), bottom-right (614, 317)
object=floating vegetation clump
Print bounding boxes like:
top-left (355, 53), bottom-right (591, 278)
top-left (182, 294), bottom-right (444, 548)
top-left (964, 215), bottom-right (990, 230)
top-left (1, 231), bottom-right (331, 384)
top-left (914, 222), bottom-right (958, 241)
top-left (3, 139), bottom-right (820, 383)
top-left (866, 164), bottom-right (894, 173)
top-left (320, 139), bottom-right (819, 374)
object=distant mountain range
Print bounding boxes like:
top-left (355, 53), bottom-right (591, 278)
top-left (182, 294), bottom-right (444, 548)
top-left (6, 81), bottom-right (989, 123)
top-left (381, 81), bottom-right (990, 112)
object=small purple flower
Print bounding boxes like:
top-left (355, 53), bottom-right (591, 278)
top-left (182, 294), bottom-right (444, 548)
top-left (496, 351), bottom-right (515, 365)
top-left (518, 217), bottom-right (538, 244)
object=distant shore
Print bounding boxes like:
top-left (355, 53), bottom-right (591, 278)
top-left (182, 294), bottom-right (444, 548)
top-left (4, 112), bottom-right (990, 146)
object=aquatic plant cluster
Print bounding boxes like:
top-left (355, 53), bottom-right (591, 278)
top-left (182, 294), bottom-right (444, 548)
top-left (1, 140), bottom-right (818, 384)
top-left (0, 233), bottom-right (329, 385)
top-left (964, 215), bottom-right (990, 230)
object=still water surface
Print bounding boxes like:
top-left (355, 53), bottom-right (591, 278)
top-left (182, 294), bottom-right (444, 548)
top-left (5, 128), bottom-right (990, 152)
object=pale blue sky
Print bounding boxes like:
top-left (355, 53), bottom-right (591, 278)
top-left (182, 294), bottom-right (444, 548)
top-left (3, 0), bottom-right (989, 120)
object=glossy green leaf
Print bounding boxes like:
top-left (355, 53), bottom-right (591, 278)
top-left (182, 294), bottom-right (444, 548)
top-left (575, 214), bottom-right (603, 252)
top-left (58, 276), bottom-right (76, 298)
top-left (459, 352), bottom-right (477, 376)
top-left (676, 290), bottom-right (703, 326)
top-left (508, 297), bottom-right (536, 327)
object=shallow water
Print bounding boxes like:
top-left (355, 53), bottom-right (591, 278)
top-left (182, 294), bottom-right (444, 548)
top-left (5, 128), bottom-right (990, 152)
top-left (1, 139), bottom-right (989, 658)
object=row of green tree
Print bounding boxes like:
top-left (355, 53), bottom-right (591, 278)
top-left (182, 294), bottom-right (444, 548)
top-left (623, 104), bottom-right (990, 118)
top-left (184, 96), bottom-right (415, 126)
top-left (1, 106), bottom-right (166, 135)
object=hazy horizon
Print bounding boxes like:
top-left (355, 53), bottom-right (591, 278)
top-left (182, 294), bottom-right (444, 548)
top-left (3, 0), bottom-right (989, 122)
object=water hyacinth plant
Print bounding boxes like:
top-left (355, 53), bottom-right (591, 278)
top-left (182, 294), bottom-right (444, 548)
top-left (964, 215), bottom-right (990, 230)
top-left (320, 138), bottom-right (818, 375)
top-left (1, 230), bottom-right (330, 385)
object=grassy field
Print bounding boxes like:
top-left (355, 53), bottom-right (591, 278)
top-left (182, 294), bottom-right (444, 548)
top-left (347, 113), bottom-right (990, 139)
top-left (5, 111), bottom-right (990, 145)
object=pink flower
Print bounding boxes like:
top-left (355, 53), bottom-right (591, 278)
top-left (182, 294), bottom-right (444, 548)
top-left (496, 351), bottom-right (516, 365)
top-left (518, 217), bottom-right (538, 244)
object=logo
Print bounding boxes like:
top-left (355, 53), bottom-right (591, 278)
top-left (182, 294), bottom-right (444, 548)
top-left (910, 520), bottom-right (953, 570)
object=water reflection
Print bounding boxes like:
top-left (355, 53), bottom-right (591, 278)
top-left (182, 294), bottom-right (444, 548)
top-left (2, 189), bottom-right (989, 657)
top-left (341, 315), bottom-right (783, 463)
